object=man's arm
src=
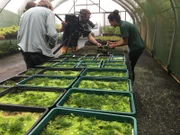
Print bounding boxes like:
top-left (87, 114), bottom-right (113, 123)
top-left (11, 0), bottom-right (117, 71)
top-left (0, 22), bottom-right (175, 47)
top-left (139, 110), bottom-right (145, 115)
top-left (87, 33), bottom-right (102, 47)
top-left (107, 37), bottom-right (128, 48)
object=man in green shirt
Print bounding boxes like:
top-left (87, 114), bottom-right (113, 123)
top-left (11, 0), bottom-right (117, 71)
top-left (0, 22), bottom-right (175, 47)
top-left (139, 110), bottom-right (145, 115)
top-left (107, 9), bottom-right (145, 82)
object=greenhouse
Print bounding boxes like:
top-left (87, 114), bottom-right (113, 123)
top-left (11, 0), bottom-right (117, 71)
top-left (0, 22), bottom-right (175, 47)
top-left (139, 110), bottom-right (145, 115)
top-left (0, 0), bottom-right (180, 135)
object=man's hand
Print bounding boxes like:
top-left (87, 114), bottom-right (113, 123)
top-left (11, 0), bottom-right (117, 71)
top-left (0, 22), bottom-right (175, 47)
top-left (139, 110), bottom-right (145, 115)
top-left (96, 42), bottom-right (102, 47)
top-left (107, 41), bottom-right (116, 48)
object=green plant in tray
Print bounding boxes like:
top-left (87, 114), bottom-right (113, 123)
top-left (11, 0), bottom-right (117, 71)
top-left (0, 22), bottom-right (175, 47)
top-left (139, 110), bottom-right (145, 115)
top-left (41, 62), bottom-right (55, 67)
top-left (53, 64), bottom-right (75, 68)
top-left (0, 111), bottom-right (42, 135)
top-left (43, 70), bottom-right (80, 76)
top-left (0, 87), bottom-right (7, 93)
top-left (78, 80), bottom-right (128, 91)
top-left (85, 71), bottom-right (127, 77)
top-left (21, 68), bottom-right (42, 76)
top-left (25, 77), bottom-right (73, 88)
top-left (0, 90), bottom-right (63, 107)
top-left (63, 92), bottom-right (131, 112)
top-left (78, 63), bottom-right (100, 68)
top-left (103, 64), bottom-right (126, 69)
top-left (1, 77), bottom-right (26, 86)
top-left (41, 114), bottom-right (133, 135)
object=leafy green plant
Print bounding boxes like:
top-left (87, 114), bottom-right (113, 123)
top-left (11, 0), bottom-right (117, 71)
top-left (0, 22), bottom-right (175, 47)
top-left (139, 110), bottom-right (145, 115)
top-left (43, 70), bottom-right (81, 76)
top-left (77, 63), bottom-right (100, 68)
top-left (0, 90), bottom-right (63, 107)
top-left (24, 77), bottom-right (74, 88)
top-left (85, 71), bottom-right (127, 78)
top-left (112, 56), bottom-right (124, 60)
top-left (63, 92), bottom-right (131, 112)
top-left (78, 80), bottom-right (128, 91)
top-left (96, 56), bottom-right (110, 61)
top-left (105, 61), bottom-right (125, 65)
top-left (53, 64), bottom-right (76, 68)
top-left (0, 77), bottom-right (26, 86)
top-left (0, 39), bottom-right (19, 58)
top-left (20, 68), bottom-right (43, 76)
top-left (0, 87), bottom-right (8, 93)
top-left (80, 56), bottom-right (95, 60)
top-left (0, 111), bottom-right (42, 135)
top-left (103, 64), bottom-right (127, 69)
top-left (39, 62), bottom-right (56, 67)
top-left (41, 114), bottom-right (133, 135)
top-left (95, 36), bottom-right (122, 41)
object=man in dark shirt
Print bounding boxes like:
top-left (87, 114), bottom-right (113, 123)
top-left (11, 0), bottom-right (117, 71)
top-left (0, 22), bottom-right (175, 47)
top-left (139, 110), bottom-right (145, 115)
top-left (59, 9), bottom-right (101, 54)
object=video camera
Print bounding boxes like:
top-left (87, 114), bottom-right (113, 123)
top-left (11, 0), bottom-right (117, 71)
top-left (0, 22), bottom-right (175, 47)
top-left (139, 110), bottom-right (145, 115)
top-left (65, 14), bottom-right (93, 37)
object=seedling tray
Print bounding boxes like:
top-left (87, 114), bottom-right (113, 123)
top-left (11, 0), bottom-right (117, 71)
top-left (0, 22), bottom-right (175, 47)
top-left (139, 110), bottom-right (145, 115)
top-left (0, 86), bottom-right (66, 108)
top-left (61, 60), bottom-right (80, 64)
top-left (17, 75), bottom-right (77, 89)
top-left (29, 108), bottom-right (137, 135)
top-left (0, 76), bottom-right (27, 87)
top-left (104, 60), bottom-right (126, 65)
top-left (52, 62), bottom-right (78, 68)
top-left (18, 67), bottom-right (45, 76)
top-left (111, 54), bottom-right (126, 61)
top-left (72, 76), bottom-right (132, 92)
top-left (76, 60), bottom-right (102, 68)
top-left (57, 88), bottom-right (135, 115)
top-left (79, 55), bottom-right (96, 61)
top-left (95, 54), bottom-right (112, 61)
top-left (35, 61), bottom-right (58, 68)
top-left (102, 63), bottom-right (127, 69)
top-left (63, 56), bottom-right (81, 61)
top-left (37, 68), bottom-right (84, 77)
top-left (0, 105), bottom-right (48, 135)
top-left (0, 86), bottom-right (9, 94)
top-left (80, 68), bottom-right (129, 78)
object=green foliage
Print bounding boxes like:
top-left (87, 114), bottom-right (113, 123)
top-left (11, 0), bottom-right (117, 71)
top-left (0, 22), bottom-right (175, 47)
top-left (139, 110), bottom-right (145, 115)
top-left (96, 56), bottom-right (110, 61)
top-left (85, 70), bottom-right (128, 78)
top-left (20, 68), bottom-right (43, 76)
top-left (78, 63), bottom-right (100, 68)
top-left (0, 90), bottom-right (62, 107)
top-left (53, 64), bottom-right (76, 68)
top-left (1, 77), bottom-right (26, 86)
top-left (0, 111), bottom-right (42, 135)
top-left (64, 92), bottom-right (131, 112)
top-left (101, 26), bottom-right (120, 35)
top-left (40, 62), bottom-right (56, 67)
top-left (0, 87), bottom-right (7, 93)
top-left (112, 56), bottom-right (124, 60)
top-left (0, 39), bottom-right (19, 58)
top-left (80, 56), bottom-right (95, 61)
top-left (95, 36), bottom-right (122, 41)
top-left (43, 70), bottom-right (81, 76)
top-left (25, 77), bottom-right (74, 88)
top-left (105, 60), bottom-right (125, 65)
top-left (41, 114), bottom-right (133, 135)
top-left (103, 64), bottom-right (127, 69)
top-left (78, 80), bottom-right (128, 91)
top-left (0, 25), bottom-right (18, 37)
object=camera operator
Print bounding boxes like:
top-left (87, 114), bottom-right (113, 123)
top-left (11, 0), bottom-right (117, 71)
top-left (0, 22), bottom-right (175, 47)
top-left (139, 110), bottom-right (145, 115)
top-left (59, 9), bottom-right (102, 54)
top-left (17, 0), bottom-right (58, 69)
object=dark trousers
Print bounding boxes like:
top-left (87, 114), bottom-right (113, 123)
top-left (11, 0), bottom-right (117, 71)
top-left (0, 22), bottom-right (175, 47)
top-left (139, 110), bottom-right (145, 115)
top-left (129, 49), bottom-right (144, 82)
top-left (21, 51), bottom-right (52, 69)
